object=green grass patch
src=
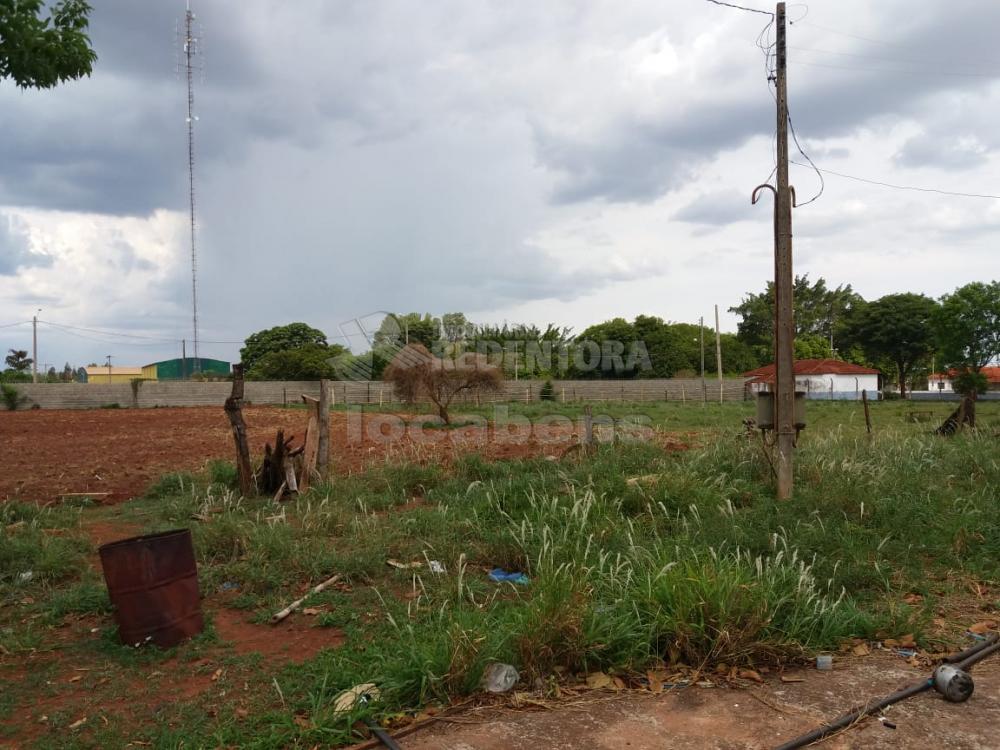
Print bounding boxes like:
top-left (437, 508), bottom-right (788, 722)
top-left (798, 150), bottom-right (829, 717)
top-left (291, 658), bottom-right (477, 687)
top-left (2, 401), bottom-right (999, 747)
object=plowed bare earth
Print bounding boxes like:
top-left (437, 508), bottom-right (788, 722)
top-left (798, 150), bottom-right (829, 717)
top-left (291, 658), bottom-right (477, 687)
top-left (0, 407), bottom-right (683, 504)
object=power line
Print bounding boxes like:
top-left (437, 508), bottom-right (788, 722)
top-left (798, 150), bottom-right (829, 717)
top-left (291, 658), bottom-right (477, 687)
top-left (790, 161), bottom-right (1000, 199)
top-left (791, 19), bottom-right (1000, 67)
top-left (794, 58), bottom-right (999, 79)
top-left (37, 325), bottom-right (175, 348)
top-left (0, 321), bottom-right (30, 329)
top-left (38, 320), bottom-right (182, 342)
top-left (790, 46), bottom-right (1000, 78)
top-left (704, 0), bottom-right (773, 16)
top-left (37, 319), bottom-right (248, 346)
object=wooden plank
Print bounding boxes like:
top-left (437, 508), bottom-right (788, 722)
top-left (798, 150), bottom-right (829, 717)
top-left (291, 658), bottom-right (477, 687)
top-left (298, 395), bottom-right (320, 491)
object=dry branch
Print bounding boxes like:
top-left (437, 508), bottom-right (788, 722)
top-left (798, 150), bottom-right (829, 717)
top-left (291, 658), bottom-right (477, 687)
top-left (270, 574), bottom-right (342, 625)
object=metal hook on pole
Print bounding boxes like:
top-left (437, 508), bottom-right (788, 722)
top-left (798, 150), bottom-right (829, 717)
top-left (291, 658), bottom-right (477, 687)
top-left (751, 183), bottom-right (777, 204)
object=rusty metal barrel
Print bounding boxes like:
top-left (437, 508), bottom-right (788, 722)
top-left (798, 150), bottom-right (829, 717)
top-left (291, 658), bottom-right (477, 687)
top-left (98, 529), bottom-right (203, 648)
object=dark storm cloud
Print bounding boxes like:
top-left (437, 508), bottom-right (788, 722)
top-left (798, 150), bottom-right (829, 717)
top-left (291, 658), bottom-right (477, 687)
top-left (0, 1), bottom-right (351, 216)
top-left (532, 0), bottom-right (1000, 205)
top-left (3, 0), bottom-right (999, 218)
top-left (0, 214), bottom-right (50, 275)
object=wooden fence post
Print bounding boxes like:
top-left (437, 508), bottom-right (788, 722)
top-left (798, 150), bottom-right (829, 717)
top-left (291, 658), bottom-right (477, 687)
top-left (224, 364), bottom-right (254, 496)
top-left (317, 379), bottom-right (331, 479)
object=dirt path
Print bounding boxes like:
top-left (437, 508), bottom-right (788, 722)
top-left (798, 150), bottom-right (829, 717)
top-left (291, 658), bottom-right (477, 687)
top-left (404, 652), bottom-right (1000, 749)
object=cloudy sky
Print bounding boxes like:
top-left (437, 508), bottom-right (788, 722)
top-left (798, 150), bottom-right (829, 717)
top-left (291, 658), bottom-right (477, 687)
top-left (1, 0), bottom-right (999, 368)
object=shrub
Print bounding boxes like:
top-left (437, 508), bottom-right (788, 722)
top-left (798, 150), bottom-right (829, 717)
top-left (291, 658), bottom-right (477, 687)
top-left (384, 344), bottom-right (503, 424)
top-left (539, 380), bottom-right (555, 401)
top-left (1, 384), bottom-right (26, 411)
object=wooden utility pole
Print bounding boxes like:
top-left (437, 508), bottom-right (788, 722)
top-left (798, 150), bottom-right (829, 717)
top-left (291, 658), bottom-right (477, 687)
top-left (773, 2), bottom-right (796, 499)
top-left (714, 304), bottom-right (724, 403)
top-left (699, 316), bottom-right (706, 403)
top-left (32, 312), bottom-right (39, 384)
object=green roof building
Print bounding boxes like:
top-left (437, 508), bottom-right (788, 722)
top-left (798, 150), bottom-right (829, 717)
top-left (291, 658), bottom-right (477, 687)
top-left (142, 358), bottom-right (231, 381)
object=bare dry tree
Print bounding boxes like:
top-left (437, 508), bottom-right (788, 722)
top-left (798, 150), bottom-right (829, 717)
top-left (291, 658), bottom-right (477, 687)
top-left (384, 343), bottom-right (503, 424)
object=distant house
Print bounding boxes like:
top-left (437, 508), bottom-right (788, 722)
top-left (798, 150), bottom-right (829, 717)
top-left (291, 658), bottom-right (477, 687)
top-left (82, 366), bottom-right (153, 385)
top-left (743, 358), bottom-right (880, 400)
top-left (928, 367), bottom-right (1000, 393)
top-left (142, 357), bottom-right (231, 381)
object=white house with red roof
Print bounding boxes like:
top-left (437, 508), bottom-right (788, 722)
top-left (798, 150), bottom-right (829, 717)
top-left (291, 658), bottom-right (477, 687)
top-left (928, 367), bottom-right (1000, 393)
top-left (743, 358), bottom-right (881, 400)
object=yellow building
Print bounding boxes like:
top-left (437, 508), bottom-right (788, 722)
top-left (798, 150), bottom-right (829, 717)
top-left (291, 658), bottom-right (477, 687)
top-left (83, 366), bottom-right (155, 384)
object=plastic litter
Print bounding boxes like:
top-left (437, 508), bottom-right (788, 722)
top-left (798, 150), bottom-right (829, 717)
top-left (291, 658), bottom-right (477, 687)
top-left (17, 571), bottom-right (33, 582)
top-left (816, 654), bottom-right (833, 670)
top-left (482, 663), bottom-right (519, 693)
top-left (488, 568), bottom-right (529, 585)
top-left (219, 581), bottom-right (239, 592)
top-left (428, 560), bottom-right (446, 575)
top-left (332, 683), bottom-right (380, 714)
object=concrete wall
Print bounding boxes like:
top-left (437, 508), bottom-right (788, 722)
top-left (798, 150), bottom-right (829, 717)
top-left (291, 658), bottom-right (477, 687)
top-left (7, 378), bottom-right (750, 410)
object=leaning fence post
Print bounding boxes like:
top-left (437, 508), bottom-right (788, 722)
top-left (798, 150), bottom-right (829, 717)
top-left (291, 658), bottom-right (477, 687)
top-left (224, 364), bottom-right (254, 496)
top-left (317, 379), bottom-right (331, 480)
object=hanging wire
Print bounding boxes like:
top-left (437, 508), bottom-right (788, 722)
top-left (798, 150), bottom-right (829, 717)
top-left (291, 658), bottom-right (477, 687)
top-left (38, 319), bottom-right (183, 342)
top-left (791, 18), bottom-right (1000, 67)
top-left (794, 59), bottom-right (999, 79)
top-left (789, 162), bottom-right (1000, 199)
top-left (36, 320), bottom-right (249, 347)
top-left (0, 321), bottom-right (30, 329)
top-left (704, 0), bottom-right (773, 16)
top-left (789, 44), bottom-right (1000, 74)
top-left (786, 112), bottom-right (824, 205)
top-left (754, 13), bottom-right (778, 186)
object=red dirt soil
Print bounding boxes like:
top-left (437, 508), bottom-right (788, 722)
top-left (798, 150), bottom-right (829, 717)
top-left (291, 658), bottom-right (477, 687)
top-left (404, 652), bottom-right (1000, 750)
top-left (0, 406), bottom-right (682, 504)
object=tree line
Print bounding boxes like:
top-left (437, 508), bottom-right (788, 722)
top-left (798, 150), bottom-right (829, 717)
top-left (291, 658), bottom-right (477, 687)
top-left (235, 278), bottom-right (998, 396)
top-left (1, 350), bottom-right (84, 384)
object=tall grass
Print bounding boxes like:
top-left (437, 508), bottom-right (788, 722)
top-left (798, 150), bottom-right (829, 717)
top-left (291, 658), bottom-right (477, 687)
top-left (6, 408), bottom-right (998, 747)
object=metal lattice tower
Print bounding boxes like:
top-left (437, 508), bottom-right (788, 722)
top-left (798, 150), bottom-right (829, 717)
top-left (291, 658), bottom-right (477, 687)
top-left (184, 1), bottom-right (201, 372)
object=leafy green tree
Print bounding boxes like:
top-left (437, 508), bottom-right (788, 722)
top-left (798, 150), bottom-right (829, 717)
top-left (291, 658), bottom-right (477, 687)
top-left (247, 343), bottom-right (348, 381)
top-left (5, 348), bottom-right (32, 372)
top-left (573, 317), bottom-right (762, 378)
top-left (441, 312), bottom-right (471, 343)
top-left (574, 318), bottom-right (638, 378)
top-left (0, 0), bottom-right (97, 89)
top-left (373, 313), bottom-right (440, 350)
top-left (729, 275), bottom-right (863, 361)
top-left (793, 333), bottom-right (833, 361)
top-left (933, 281), bottom-right (1000, 377)
top-left (719, 333), bottom-right (762, 373)
top-left (240, 323), bottom-right (329, 372)
top-left (847, 293), bottom-right (938, 398)
top-left (468, 322), bottom-right (573, 379)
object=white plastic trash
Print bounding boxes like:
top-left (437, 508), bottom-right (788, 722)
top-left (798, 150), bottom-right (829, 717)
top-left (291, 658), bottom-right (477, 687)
top-left (816, 654), bottom-right (833, 670)
top-left (482, 663), bottom-right (519, 693)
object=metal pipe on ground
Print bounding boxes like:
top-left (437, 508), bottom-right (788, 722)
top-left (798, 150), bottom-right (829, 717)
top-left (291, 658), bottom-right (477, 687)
top-left (773, 635), bottom-right (1000, 750)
